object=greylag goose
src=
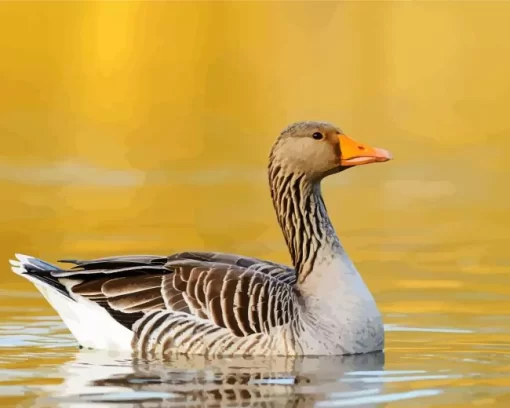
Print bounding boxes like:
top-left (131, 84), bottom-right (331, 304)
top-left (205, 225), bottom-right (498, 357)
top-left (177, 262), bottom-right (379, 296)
top-left (10, 121), bottom-right (392, 356)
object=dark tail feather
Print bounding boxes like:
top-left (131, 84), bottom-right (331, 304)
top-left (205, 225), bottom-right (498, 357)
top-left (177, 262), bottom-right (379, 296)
top-left (10, 253), bottom-right (72, 299)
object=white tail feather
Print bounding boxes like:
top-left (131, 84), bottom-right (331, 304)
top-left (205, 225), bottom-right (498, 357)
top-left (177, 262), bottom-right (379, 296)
top-left (9, 253), bottom-right (133, 351)
top-left (10, 253), bottom-right (31, 275)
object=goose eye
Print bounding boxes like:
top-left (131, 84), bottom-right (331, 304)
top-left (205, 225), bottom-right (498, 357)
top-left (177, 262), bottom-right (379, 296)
top-left (312, 132), bottom-right (324, 140)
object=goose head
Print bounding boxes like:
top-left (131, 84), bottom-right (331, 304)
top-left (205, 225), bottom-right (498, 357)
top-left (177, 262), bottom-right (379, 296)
top-left (268, 121), bottom-right (392, 282)
top-left (269, 121), bottom-right (392, 181)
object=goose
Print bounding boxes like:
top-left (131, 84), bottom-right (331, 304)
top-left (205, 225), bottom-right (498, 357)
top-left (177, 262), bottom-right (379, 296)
top-left (9, 121), bottom-right (392, 356)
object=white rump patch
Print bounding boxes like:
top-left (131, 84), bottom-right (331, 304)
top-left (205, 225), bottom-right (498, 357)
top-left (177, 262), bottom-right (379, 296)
top-left (10, 253), bottom-right (133, 351)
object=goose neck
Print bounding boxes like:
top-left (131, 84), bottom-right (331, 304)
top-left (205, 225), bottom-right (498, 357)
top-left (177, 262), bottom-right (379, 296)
top-left (268, 164), bottom-right (342, 283)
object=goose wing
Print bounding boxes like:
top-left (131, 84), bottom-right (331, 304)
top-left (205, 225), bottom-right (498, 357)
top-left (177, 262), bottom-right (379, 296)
top-left (55, 252), bottom-right (298, 337)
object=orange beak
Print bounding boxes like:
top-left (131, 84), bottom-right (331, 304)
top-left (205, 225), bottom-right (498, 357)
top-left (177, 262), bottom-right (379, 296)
top-left (338, 134), bottom-right (393, 166)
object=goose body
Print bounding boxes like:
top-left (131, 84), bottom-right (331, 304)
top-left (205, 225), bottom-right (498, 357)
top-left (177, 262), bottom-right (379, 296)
top-left (10, 121), bottom-right (391, 356)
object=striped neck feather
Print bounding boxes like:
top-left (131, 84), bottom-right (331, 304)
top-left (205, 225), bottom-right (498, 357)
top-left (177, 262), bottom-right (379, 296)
top-left (268, 162), bottom-right (341, 283)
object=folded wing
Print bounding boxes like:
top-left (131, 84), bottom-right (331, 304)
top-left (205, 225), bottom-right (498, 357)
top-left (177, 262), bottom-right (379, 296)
top-left (56, 252), bottom-right (298, 337)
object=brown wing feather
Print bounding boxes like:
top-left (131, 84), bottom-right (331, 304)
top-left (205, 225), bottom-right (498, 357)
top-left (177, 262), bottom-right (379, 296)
top-left (221, 271), bottom-right (243, 336)
top-left (73, 278), bottom-right (110, 296)
top-left (53, 252), bottom-right (297, 335)
top-left (102, 275), bottom-right (162, 296)
top-left (233, 271), bottom-right (253, 336)
top-left (160, 260), bottom-right (296, 337)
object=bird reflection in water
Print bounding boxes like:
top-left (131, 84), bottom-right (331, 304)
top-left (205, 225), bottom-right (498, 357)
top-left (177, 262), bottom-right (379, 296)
top-left (40, 351), bottom-right (385, 407)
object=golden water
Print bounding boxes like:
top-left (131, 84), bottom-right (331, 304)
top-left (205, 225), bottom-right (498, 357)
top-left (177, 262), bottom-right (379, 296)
top-left (1, 2), bottom-right (509, 407)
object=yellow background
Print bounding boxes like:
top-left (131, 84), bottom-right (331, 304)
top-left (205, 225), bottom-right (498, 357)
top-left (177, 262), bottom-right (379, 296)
top-left (1, 1), bottom-right (509, 315)
top-left (1, 1), bottom-right (510, 405)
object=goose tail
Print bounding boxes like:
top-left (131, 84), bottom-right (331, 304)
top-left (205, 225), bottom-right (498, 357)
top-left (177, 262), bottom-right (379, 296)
top-left (8, 253), bottom-right (133, 350)
top-left (9, 253), bottom-right (71, 298)
top-left (10, 253), bottom-right (59, 274)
